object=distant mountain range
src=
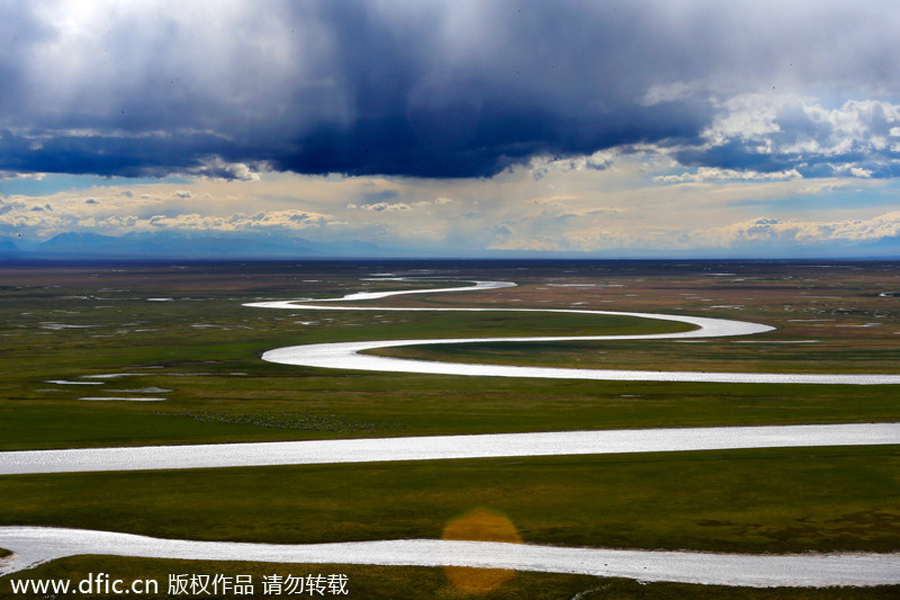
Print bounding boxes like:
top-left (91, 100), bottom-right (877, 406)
top-left (1, 230), bottom-right (899, 260)
top-left (0, 231), bottom-right (390, 260)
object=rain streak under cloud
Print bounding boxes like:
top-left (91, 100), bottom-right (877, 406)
top-left (2, 0), bottom-right (900, 257)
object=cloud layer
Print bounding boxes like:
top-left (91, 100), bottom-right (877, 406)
top-left (3, 1), bottom-right (900, 257)
top-left (4, 1), bottom-right (900, 181)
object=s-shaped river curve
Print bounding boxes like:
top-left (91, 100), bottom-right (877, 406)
top-left (3, 279), bottom-right (900, 587)
top-left (246, 278), bottom-right (900, 385)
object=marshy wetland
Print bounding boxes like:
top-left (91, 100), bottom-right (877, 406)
top-left (1, 259), bottom-right (899, 598)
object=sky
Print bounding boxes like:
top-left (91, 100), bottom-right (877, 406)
top-left (2, 0), bottom-right (900, 258)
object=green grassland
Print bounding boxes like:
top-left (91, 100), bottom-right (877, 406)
top-left (2, 447), bottom-right (899, 554)
top-left (372, 336), bottom-right (900, 374)
top-left (1, 259), bottom-right (899, 599)
top-left (4, 376), bottom-right (900, 451)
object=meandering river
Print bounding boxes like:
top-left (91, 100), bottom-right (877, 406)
top-left (3, 279), bottom-right (899, 587)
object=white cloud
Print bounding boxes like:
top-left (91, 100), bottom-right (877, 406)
top-left (705, 93), bottom-right (788, 146)
top-left (528, 150), bottom-right (617, 180)
top-left (704, 95), bottom-right (900, 161)
top-left (345, 196), bottom-right (455, 213)
top-left (345, 202), bottom-right (411, 212)
top-left (0, 200), bottom-right (27, 215)
top-left (484, 212), bottom-right (900, 254)
top-left (641, 81), bottom-right (703, 106)
top-left (2, 162), bottom-right (897, 257)
top-left (0, 185), bottom-right (340, 238)
top-left (655, 167), bottom-right (803, 183)
top-left (189, 156), bottom-right (269, 181)
top-left (141, 209), bottom-right (335, 232)
top-left (585, 207), bottom-right (629, 216)
top-left (687, 212), bottom-right (900, 248)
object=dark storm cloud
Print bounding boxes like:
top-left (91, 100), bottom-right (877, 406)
top-left (0, 128), bottom-right (239, 177)
top-left (3, 1), bottom-right (900, 179)
top-left (678, 97), bottom-right (900, 178)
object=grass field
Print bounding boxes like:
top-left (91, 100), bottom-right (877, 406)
top-left (1, 259), bottom-right (898, 598)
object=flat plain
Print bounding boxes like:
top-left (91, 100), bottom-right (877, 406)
top-left (1, 259), bottom-right (898, 599)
